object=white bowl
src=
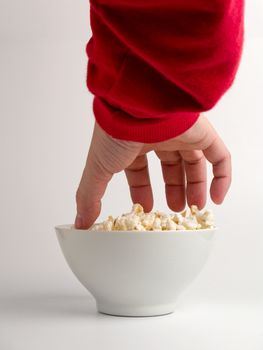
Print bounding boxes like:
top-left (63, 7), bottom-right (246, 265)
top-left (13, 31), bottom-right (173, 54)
top-left (55, 225), bottom-right (216, 317)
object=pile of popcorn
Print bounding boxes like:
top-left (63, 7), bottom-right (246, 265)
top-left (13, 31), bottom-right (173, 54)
top-left (89, 203), bottom-right (215, 231)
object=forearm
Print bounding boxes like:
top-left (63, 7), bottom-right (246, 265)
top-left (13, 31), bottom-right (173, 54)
top-left (86, 0), bottom-right (244, 142)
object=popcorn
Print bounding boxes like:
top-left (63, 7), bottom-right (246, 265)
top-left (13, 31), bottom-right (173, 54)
top-left (182, 208), bottom-right (191, 218)
top-left (166, 218), bottom-right (177, 230)
top-left (89, 204), bottom-right (215, 231)
top-left (190, 205), bottom-right (199, 215)
top-left (152, 217), bottom-right (162, 231)
top-left (196, 209), bottom-right (214, 229)
top-left (125, 215), bottom-right (140, 230)
top-left (102, 216), bottom-right (114, 231)
top-left (141, 213), bottom-right (156, 230)
top-left (90, 223), bottom-right (104, 231)
top-left (176, 224), bottom-right (186, 230)
top-left (183, 217), bottom-right (201, 230)
top-left (134, 222), bottom-right (147, 231)
top-left (132, 203), bottom-right (144, 215)
top-left (172, 213), bottom-right (184, 225)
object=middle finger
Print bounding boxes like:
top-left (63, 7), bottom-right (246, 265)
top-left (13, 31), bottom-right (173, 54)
top-left (125, 154), bottom-right (153, 212)
top-left (155, 150), bottom-right (186, 212)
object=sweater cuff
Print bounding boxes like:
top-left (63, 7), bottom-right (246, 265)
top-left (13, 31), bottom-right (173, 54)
top-left (93, 96), bottom-right (200, 143)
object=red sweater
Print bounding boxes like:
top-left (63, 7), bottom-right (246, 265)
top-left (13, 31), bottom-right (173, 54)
top-left (86, 0), bottom-right (244, 143)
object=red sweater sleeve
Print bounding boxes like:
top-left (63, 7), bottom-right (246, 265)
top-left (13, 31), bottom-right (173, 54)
top-left (86, 0), bottom-right (244, 143)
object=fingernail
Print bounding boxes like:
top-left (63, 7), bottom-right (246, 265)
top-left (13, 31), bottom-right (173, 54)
top-left (75, 214), bottom-right (83, 229)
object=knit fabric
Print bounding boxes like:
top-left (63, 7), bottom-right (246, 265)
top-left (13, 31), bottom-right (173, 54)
top-left (86, 0), bottom-right (244, 142)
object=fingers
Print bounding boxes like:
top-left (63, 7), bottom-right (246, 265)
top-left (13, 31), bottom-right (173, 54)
top-left (125, 154), bottom-right (153, 212)
top-left (75, 123), bottom-right (143, 229)
top-left (155, 151), bottom-right (186, 212)
top-left (75, 151), bottom-right (113, 229)
top-left (153, 115), bottom-right (231, 206)
top-left (179, 150), bottom-right (207, 209)
top-left (203, 136), bottom-right (231, 204)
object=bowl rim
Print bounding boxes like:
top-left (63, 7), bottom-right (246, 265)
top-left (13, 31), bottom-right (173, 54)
top-left (54, 224), bottom-right (218, 234)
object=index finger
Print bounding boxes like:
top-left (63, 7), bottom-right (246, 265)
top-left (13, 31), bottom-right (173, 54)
top-left (75, 153), bottom-right (113, 229)
top-left (203, 136), bottom-right (231, 204)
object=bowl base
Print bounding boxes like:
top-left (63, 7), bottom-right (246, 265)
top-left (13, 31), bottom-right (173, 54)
top-left (97, 302), bottom-right (176, 317)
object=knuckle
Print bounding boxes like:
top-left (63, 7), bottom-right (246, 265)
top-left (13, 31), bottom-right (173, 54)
top-left (186, 157), bottom-right (203, 165)
top-left (222, 151), bottom-right (231, 164)
top-left (225, 151), bottom-right (231, 161)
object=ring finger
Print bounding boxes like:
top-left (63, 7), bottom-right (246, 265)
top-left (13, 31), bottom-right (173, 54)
top-left (179, 150), bottom-right (207, 209)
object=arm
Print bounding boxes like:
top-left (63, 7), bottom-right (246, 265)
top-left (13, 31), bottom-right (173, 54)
top-left (74, 0), bottom-right (244, 228)
top-left (86, 0), bottom-right (244, 142)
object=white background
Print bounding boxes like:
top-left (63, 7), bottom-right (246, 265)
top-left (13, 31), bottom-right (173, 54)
top-left (0, 1), bottom-right (263, 349)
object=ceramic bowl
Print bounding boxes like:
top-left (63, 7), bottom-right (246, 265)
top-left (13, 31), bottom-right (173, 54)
top-left (55, 224), bottom-right (216, 317)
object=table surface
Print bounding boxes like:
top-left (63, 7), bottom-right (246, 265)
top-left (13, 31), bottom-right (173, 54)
top-left (0, 291), bottom-right (262, 350)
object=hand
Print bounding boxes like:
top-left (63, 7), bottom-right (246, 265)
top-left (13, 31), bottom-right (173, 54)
top-left (74, 115), bottom-right (231, 229)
